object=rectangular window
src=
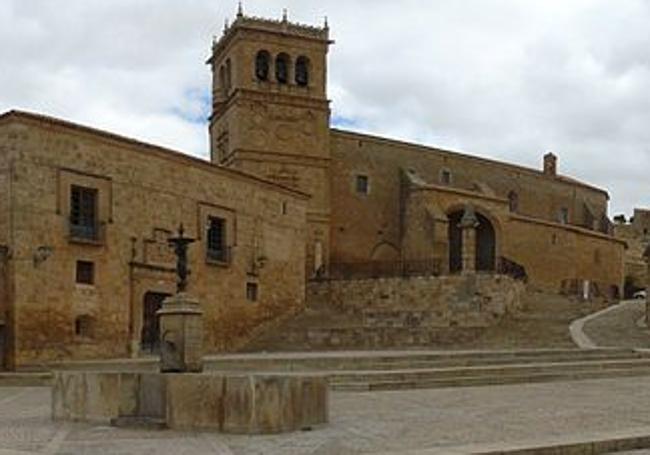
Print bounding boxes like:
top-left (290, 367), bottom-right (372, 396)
top-left (440, 169), bottom-right (452, 185)
top-left (356, 175), bottom-right (369, 194)
top-left (206, 216), bottom-right (227, 262)
top-left (559, 207), bottom-right (569, 224)
top-left (70, 185), bottom-right (98, 240)
top-left (76, 260), bottom-right (95, 285)
top-left (246, 282), bottom-right (258, 302)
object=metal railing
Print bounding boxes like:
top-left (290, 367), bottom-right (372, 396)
top-left (69, 221), bottom-right (104, 244)
top-left (325, 258), bottom-right (442, 281)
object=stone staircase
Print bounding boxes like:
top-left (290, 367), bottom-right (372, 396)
top-left (204, 348), bottom-right (650, 392)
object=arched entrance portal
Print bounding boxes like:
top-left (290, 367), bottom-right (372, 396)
top-left (448, 209), bottom-right (496, 273)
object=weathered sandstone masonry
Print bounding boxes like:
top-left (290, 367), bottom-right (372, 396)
top-left (0, 112), bottom-right (309, 369)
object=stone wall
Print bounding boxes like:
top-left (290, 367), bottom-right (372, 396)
top-left (399, 179), bottom-right (624, 295)
top-left (309, 274), bottom-right (525, 329)
top-left (614, 219), bottom-right (649, 295)
top-left (330, 129), bottom-right (611, 266)
top-left (0, 112), bottom-right (309, 367)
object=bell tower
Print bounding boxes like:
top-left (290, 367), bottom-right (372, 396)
top-left (208, 7), bottom-right (333, 276)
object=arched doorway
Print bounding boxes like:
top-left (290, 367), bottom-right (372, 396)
top-left (447, 208), bottom-right (496, 273)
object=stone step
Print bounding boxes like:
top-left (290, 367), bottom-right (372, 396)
top-left (332, 366), bottom-right (650, 392)
top-left (204, 348), bottom-right (641, 372)
top-left (328, 358), bottom-right (650, 384)
top-left (0, 372), bottom-right (53, 387)
top-left (211, 351), bottom-right (643, 372)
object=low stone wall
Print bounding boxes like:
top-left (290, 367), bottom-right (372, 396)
top-left (52, 371), bottom-right (328, 434)
top-left (309, 273), bottom-right (525, 329)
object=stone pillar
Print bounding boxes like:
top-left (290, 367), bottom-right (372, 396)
top-left (157, 293), bottom-right (203, 373)
top-left (459, 205), bottom-right (479, 274)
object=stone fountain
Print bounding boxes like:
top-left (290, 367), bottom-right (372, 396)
top-left (52, 225), bottom-right (328, 434)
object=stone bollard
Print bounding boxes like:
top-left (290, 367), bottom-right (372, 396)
top-left (157, 293), bottom-right (203, 373)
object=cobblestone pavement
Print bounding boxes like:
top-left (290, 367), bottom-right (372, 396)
top-left (582, 300), bottom-right (650, 348)
top-left (5, 376), bottom-right (650, 454)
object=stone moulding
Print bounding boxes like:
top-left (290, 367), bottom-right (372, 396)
top-left (51, 371), bottom-right (328, 434)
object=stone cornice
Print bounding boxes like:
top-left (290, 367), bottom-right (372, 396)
top-left (212, 15), bottom-right (331, 61)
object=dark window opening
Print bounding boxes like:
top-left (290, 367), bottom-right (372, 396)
top-left (207, 216), bottom-right (227, 262)
top-left (74, 315), bottom-right (95, 338)
top-left (559, 207), bottom-right (569, 224)
top-left (246, 282), bottom-right (258, 302)
top-left (70, 185), bottom-right (98, 240)
top-left (356, 175), bottom-right (369, 194)
top-left (255, 50), bottom-right (270, 81)
top-left (76, 260), bottom-right (95, 285)
top-left (508, 191), bottom-right (519, 213)
top-left (295, 56), bottom-right (310, 86)
top-left (440, 169), bottom-right (452, 185)
top-left (276, 53), bottom-right (289, 84)
top-left (281, 201), bottom-right (288, 215)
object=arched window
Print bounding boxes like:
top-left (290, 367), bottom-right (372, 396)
top-left (295, 56), bottom-right (310, 86)
top-left (255, 50), bottom-right (270, 81)
top-left (508, 191), bottom-right (519, 213)
top-left (276, 53), bottom-right (290, 84)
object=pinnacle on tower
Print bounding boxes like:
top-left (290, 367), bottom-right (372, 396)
top-left (282, 8), bottom-right (288, 22)
top-left (237, 2), bottom-right (244, 18)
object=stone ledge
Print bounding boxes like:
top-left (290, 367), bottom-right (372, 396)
top-left (52, 371), bottom-right (328, 434)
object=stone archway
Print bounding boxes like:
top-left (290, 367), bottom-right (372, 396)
top-left (448, 207), bottom-right (497, 273)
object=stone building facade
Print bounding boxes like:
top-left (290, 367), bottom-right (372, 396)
top-left (614, 208), bottom-right (650, 295)
top-left (0, 10), bottom-right (625, 368)
top-left (0, 112), bottom-right (308, 369)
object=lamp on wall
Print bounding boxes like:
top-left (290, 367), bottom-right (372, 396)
top-left (33, 245), bottom-right (53, 266)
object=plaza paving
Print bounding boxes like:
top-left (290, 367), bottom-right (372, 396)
top-left (5, 376), bottom-right (650, 454)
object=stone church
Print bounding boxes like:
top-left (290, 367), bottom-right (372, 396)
top-left (0, 10), bottom-right (624, 368)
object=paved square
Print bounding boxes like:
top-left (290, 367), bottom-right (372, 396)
top-left (4, 377), bottom-right (650, 454)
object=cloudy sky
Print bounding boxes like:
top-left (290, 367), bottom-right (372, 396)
top-left (1, 0), bottom-right (649, 216)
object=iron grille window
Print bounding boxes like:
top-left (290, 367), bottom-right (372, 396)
top-left (356, 175), bottom-right (369, 194)
top-left (70, 185), bottom-right (98, 240)
top-left (76, 260), bottom-right (95, 285)
top-left (246, 282), bottom-right (258, 302)
top-left (206, 216), bottom-right (227, 262)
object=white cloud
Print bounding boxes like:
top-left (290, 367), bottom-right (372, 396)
top-left (1, 0), bottom-right (649, 215)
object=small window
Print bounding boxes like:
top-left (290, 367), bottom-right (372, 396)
top-left (295, 56), bottom-right (310, 86)
top-left (76, 260), bottom-right (95, 285)
top-left (281, 201), bottom-right (288, 215)
top-left (255, 50), bottom-right (270, 81)
top-left (225, 58), bottom-right (232, 90)
top-left (356, 175), bottom-right (369, 194)
top-left (559, 207), bottom-right (569, 224)
top-left (246, 282), bottom-right (258, 302)
top-left (75, 315), bottom-right (95, 338)
top-left (508, 191), bottom-right (519, 213)
top-left (70, 185), bottom-right (98, 240)
top-left (276, 53), bottom-right (290, 84)
top-left (440, 169), bottom-right (452, 186)
top-left (207, 216), bottom-right (228, 262)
